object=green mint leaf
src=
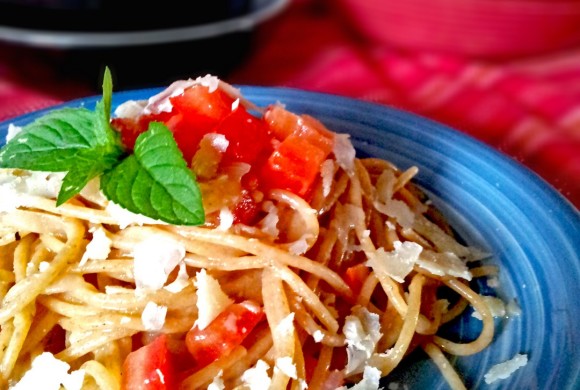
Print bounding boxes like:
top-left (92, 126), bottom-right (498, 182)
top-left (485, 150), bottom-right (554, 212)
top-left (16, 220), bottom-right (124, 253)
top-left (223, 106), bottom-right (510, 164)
top-left (101, 122), bottom-right (205, 226)
top-left (0, 108), bottom-right (103, 171)
top-left (101, 67), bottom-right (113, 123)
top-left (57, 164), bottom-right (102, 205)
top-left (0, 66), bottom-right (125, 205)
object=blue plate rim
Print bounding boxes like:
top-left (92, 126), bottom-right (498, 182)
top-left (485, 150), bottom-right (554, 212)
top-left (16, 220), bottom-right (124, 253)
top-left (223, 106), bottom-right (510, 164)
top-left (1, 85), bottom-right (579, 389)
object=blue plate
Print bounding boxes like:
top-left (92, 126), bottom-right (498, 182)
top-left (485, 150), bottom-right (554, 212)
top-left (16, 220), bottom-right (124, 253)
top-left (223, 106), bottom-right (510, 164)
top-left (1, 87), bottom-right (579, 389)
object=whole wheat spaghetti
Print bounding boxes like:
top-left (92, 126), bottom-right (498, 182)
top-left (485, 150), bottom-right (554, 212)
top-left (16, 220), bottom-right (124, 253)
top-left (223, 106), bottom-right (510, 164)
top-left (0, 75), bottom-right (499, 390)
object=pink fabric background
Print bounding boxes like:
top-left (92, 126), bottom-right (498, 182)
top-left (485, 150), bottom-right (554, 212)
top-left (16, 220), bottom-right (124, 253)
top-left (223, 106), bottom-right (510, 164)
top-left (1, 0), bottom-right (579, 209)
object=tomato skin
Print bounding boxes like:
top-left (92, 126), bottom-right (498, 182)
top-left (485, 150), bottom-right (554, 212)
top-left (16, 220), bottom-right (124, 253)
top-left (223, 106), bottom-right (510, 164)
top-left (121, 334), bottom-right (177, 390)
top-left (185, 301), bottom-right (263, 369)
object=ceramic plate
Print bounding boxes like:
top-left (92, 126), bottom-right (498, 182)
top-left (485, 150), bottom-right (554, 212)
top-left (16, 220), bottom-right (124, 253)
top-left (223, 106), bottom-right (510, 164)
top-left (1, 86), bottom-right (579, 389)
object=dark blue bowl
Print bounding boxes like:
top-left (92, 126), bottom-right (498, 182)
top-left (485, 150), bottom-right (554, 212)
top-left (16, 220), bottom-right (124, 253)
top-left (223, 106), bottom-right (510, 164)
top-left (2, 86), bottom-right (579, 389)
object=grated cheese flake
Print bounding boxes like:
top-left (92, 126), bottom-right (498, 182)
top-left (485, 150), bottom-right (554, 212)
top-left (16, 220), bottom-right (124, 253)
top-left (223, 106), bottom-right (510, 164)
top-left (416, 250), bottom-right (472, 281)
top-left (484, 354), bottom-right (528, 384)
top-left (6, 123), bottom-right (23, 143)
top-left (141, 301), bottom-right (167, 331)
top-left (194, 269), bottom-right (233, 330)
top-left (333, 133), bottom-right (356, 176)
top-left (10, 352), bottom-right (85, 390)
top-left (133, 236), bottom-right (186, 291)
top-left (320, 159), bottom-right (336, 197)
top-left (217, 207), bottom-right (234, 232)
top-left (241, 359), bottom-right (272, 390)
top-left (80, 226), bottom-right (112, 266)
top-left (343, 306), bottom-right (382, 375)
top-left (472, 296), bottom-right (506, 320)
top-left (366, 241), bottom-right (422, 283)
top-left (208, 370), bottom-right (225, 390)
top-left (275, 356), bottom-right (298, 379)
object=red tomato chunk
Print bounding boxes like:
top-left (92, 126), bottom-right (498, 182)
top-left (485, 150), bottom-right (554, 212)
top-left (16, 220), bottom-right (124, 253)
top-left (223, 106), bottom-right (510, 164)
top-left (121, 334), bottom-right (176, 390)
top-left (185, 300), bottom-right (263, 369)
top-left (111, 84), bottom-right (335, 200)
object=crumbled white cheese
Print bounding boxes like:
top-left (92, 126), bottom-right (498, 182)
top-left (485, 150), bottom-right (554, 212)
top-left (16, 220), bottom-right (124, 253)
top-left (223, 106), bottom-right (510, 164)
top-left (143, 74), bottom-right (220, 115)
top-left (472, 296), bottom-right (506, 320)
top-left (313, 330), bottom-right (324, 343)
top-left (208, 370), bottom-right (225, 390)
top-left (333, 133), bottom-right (356, 176)
top-left (339, 365), bottom-right (382, 390)
top-left (275, 312), bottom-right (295, 339)
top-left (506, 299), bottom-right (522, 318)
top-left (217, 207), bottom-right (234, 231)
top-left (6, 123), bottom-right (23, 143)
top-left (0, 170), bottom-right (65, 212)
top-left (275, 356), bottom-right (297, 379)
top-left (80, 227), bottom-right (112, 266)
top-left (10, 352), bottom-right (85, 390)
top-left (374, 170), bottom-right (415, 228)
top-left (374, 199), bottom-right (415, 229)
top-left (343, 306), bottom-right (382, 375)
top-left (198, 74), bottom-right (220, 93)
top-left (194, 269), bottom-right (233, 330)
top-left (320, 159), bottom-right (335, 197)
top-left (484, 354), bottom-right (528, 384)
top-left (487, 276), bottom-right (500, 288)
top-left (416, 250), bottom-right (472, 281)
top-left (259, 201), bottom-right (279, 237)
top-left (38, 261), bottom-right (50, 272)
top-left (241, 360), bottom-right (272, 390)
top-left (366, 241), bottom-right (422, 283)
top-left (205, 133), bottom-right (229, 153)
top-left (141, 301), bottom-right (167, 331)
top-left (113, 99), bottom-right (147, 119)
top-left (232, 98), bottom-right (240, 111)
top-left (144, 79), bottom-right (197, 114)
top-left (133, 237), bottom-right (186, 291)
top-left (105, 202), bottom-right (166, 229)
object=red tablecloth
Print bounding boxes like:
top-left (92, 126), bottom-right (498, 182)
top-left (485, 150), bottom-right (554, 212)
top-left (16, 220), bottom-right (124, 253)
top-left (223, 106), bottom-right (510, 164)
top-left (1, 0), bottom-right (579, 209)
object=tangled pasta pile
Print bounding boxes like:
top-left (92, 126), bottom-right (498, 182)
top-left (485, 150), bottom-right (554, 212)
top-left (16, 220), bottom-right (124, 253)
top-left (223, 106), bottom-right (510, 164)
top-left (0, 75), bottom-right (497, 390)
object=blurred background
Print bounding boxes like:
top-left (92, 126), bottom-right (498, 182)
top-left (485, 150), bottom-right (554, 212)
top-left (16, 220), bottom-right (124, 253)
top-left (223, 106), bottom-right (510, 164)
top-left (0, 0), bottom-right (579, 208)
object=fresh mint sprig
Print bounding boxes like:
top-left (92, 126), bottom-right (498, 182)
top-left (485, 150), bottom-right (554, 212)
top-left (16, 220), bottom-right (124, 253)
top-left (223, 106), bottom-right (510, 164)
top-left (0, 67), bottom-right (205, 226)
top-left (101, 122), bottom-right (204, 226)
top-left (0, 67), bottom-right (124, 205)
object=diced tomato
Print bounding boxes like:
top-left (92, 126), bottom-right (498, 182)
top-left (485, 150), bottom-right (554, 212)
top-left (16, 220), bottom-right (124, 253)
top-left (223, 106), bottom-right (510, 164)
top-left (260, 106), bottom-right (334, 197)
top-left (213, 107), bottom-right (272, 165)
top-left (121, 334), bottom-right (177, 390)
top-left (343, 263), bottom-right (370, 299)
top-left (163, 86), bottom-right (236, 163)
top-left (232, 190), bottom-right (261, 225)
top-left (185, 300), bottom-right (263, 369)
top-left (169, 84), bottom-right (234, 122)
top-left (263, 104), bottom-right (301, 140)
